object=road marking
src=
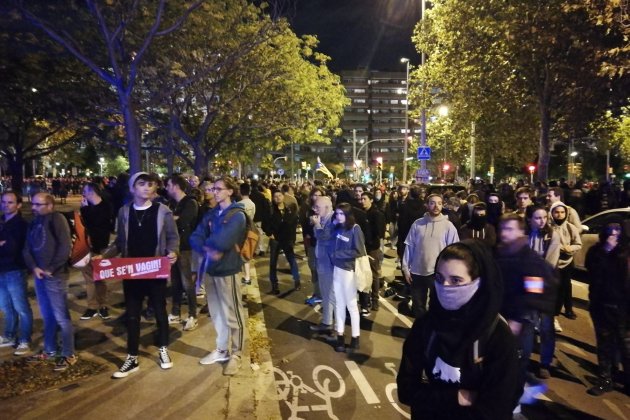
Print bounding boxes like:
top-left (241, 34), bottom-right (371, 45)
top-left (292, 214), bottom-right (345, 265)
top-left (559, 341), bottom-right (587, 357)
top-left (345, 361), bottom-right (381, 404)
top-left (602, 399), bottom-right (629, 420)
top-left (378, 297), bottom-right (413, 328)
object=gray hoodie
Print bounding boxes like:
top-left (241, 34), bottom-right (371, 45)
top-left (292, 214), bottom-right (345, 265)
top-left (402, 213), bottom-right (459, 276)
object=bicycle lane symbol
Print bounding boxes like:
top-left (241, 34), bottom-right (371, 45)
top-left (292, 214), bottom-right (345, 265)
top-left (273, 362), bottom-right (411, 419)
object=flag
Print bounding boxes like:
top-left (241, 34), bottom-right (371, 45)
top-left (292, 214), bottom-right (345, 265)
top-left (315, 156), bottom-right (334, 178)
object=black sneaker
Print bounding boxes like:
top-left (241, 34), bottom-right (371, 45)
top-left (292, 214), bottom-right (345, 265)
top-left (112, 355), bottom-right (139, 379)
top-left (80, 309), bottom-right (99, 320)
top-left (587, 379), bottom-right (613, 396)
top-left (98, 307), bottom-right (111, 320)
top-left (269, 287), bottom-right (280, 295)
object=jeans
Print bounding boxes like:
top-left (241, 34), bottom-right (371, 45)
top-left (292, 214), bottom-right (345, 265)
top-left (306, 244), bottom-right (320, 297)
top-left (123, 279), bottom-right (169, 355)
top-left (410, 273), bottom-right (435, 318)
top-left (34, 275), bottom-right (74, 357)
top-left (539, 314), bottom-right (555, 367)
top-left (316, 250), bottom-right (335, 326)
top-left (0, 270), bottom-right (33, 344)
top-left (171, 250), bottom-right (196, 318)
top-left (269, 239), bottom-right (300, 285)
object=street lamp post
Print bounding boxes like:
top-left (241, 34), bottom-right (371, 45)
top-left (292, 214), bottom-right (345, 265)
top-left (401, 58), bottom-right (410, 183)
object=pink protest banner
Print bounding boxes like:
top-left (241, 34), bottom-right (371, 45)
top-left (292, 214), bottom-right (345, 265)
top-left (93, 257), bottom-right (170, 281)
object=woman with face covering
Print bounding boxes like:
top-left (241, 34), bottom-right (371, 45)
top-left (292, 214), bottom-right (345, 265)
top-left (397, 240), bottom-right (521, 419)
top-left (549, 202), bottom-right (582, 320)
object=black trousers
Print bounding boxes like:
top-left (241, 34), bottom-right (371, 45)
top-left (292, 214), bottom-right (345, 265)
top-left (590, 303), bottom-right (630, 384)
top-left (556, 263), bottom-right (574, 315)
top-left (123, 279), bottom-right (169, 355)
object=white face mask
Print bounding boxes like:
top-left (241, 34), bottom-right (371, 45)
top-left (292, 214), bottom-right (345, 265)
top-left (435, 279), bottom-right (480, 310)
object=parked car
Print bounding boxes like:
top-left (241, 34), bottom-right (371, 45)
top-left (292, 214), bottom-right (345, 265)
top-left (572, 207), bottom-right (630, 272)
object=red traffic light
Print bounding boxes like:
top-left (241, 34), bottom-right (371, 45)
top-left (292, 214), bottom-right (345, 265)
top-left (442, 163), bottom-right (450, 171)
top-left (528, 165), bottom-right (536, 172)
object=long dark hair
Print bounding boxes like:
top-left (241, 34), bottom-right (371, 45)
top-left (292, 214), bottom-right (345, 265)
top-left (335, 202), bottom-right (355, 230)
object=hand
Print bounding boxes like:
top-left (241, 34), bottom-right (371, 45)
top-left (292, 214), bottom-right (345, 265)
top-left (0, 240), bottom-right (6, 247)
top-left (310, 215), bottom-right (320, 226)
top-left (91, 254), bottom-right (103, 260)
top-left (458, 389), bottom-right (477, 406)
top-left (403, 270), bottom-right (412, 285)
top-left (33, 267), bottom-right (51, 279)
top-left (80, 197), bottom-right (88, 207)
top-left (203, 246), bottom-right (223, 261)
top-left (166, 252), bottom-right (177, 265)
top-left (508, 320), bottom-right (522, 336)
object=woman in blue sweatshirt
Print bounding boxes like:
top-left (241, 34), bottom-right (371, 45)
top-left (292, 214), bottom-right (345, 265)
top-left (331, 202), bottom-right (365, 353)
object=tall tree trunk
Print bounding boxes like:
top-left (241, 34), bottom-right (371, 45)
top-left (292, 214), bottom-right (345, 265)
top-left (538, 103), bottom-right (551, 182)
top-left (9, 151), bottom-right (24, 193)
top-left (120, 96), bottom-right (142, 174)
top-left (193, 148), bottom-right (209, 178)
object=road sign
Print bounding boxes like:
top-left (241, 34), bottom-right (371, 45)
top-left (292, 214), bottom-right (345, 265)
top-left (277, 168), bottom-right (285, 176)
top-left (417, 147), bottom-right (431, 160)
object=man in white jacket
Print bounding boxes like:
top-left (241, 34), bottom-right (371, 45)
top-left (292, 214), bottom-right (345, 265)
top-left (402, 194), bottom-right (459, 318)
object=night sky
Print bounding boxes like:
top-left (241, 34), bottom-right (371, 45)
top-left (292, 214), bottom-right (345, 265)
top-left (283, 0), bottom-right (422, 72)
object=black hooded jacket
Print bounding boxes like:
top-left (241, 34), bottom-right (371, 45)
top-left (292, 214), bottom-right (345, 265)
top-left (397, 240), bottom-right (521, 420)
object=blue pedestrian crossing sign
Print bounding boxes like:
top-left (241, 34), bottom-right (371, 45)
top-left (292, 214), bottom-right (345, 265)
top-left (417, 146), bottom-right (431, 160)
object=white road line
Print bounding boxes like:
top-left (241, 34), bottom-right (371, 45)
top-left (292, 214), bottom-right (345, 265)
top-left (345, 361), bottom-right (381, 405)
top-left (378, 297), bottom-right (414, 328)
top-left (602, 399), bottom-right (629, 420)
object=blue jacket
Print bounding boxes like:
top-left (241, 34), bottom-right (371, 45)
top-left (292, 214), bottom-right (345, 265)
top-left (190, 202), bottom-right (246, 277)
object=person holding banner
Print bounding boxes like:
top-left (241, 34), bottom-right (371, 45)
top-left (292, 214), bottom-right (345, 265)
top-left (99, 172), bottom-right (179, 379)
top-left (190, 176), bottom-right (247, 376)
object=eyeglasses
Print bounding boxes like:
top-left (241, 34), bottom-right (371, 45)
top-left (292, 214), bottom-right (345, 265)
top-left (211, 187), bottom-right (227, 192)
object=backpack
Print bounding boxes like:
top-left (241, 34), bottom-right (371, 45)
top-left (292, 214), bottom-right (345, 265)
top-left (50, 211), bottom-right (91, 268)
top-left (223, 208), bottom-right (260, 262)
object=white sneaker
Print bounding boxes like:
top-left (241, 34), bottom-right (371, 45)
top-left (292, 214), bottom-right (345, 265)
top-left (183, 316), bottom-right (198, 331)
top-left (199, 349), bottom-right (229, 365)
top-left (554, 318), bottom-right (563, 333)
top-left (158, 346), bottom-right (173, 369)
top-left (223, 354), bottom-right (242, 376)
top-left (14, 342), bottom-right (30, 356)
top-left (168, 314), bottom-right (181, 324)
top-left (0, 336), bottom-right (15, 347)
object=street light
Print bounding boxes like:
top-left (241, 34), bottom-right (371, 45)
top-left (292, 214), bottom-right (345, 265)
top-left (273, 156), bottom-right (287, 166)
top-left (401, 57), bottom-right (410, 182)
top-left (98, 157), bottom-right (105, 176)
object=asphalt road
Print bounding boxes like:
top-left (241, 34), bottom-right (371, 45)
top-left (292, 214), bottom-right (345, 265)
top-left (255, 242), bottom-right (630, 420)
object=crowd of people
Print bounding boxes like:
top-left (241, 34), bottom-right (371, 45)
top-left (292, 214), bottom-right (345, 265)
top-left (0, 171), bottom-right (629, 418)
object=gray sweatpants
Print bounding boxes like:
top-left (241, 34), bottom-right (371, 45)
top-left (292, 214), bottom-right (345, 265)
top-left (204, 273), bottom-right (246, 355)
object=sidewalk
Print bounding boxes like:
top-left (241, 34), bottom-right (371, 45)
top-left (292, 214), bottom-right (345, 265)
top-left (0, 269), bottom-right (282, 420)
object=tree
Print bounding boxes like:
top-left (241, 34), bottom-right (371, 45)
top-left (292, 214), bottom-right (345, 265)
top-left (144, 2), bottom-right (346, 176)
top-left (0, 10), bottom-right (96, 191)
top-left (413, 0), bottom-right (629, 181)
top-left (12, 0), bottom-right (205, 174)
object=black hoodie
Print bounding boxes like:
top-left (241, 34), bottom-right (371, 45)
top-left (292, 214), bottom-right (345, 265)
top-left (398, 240), bottom-right (521, 420)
